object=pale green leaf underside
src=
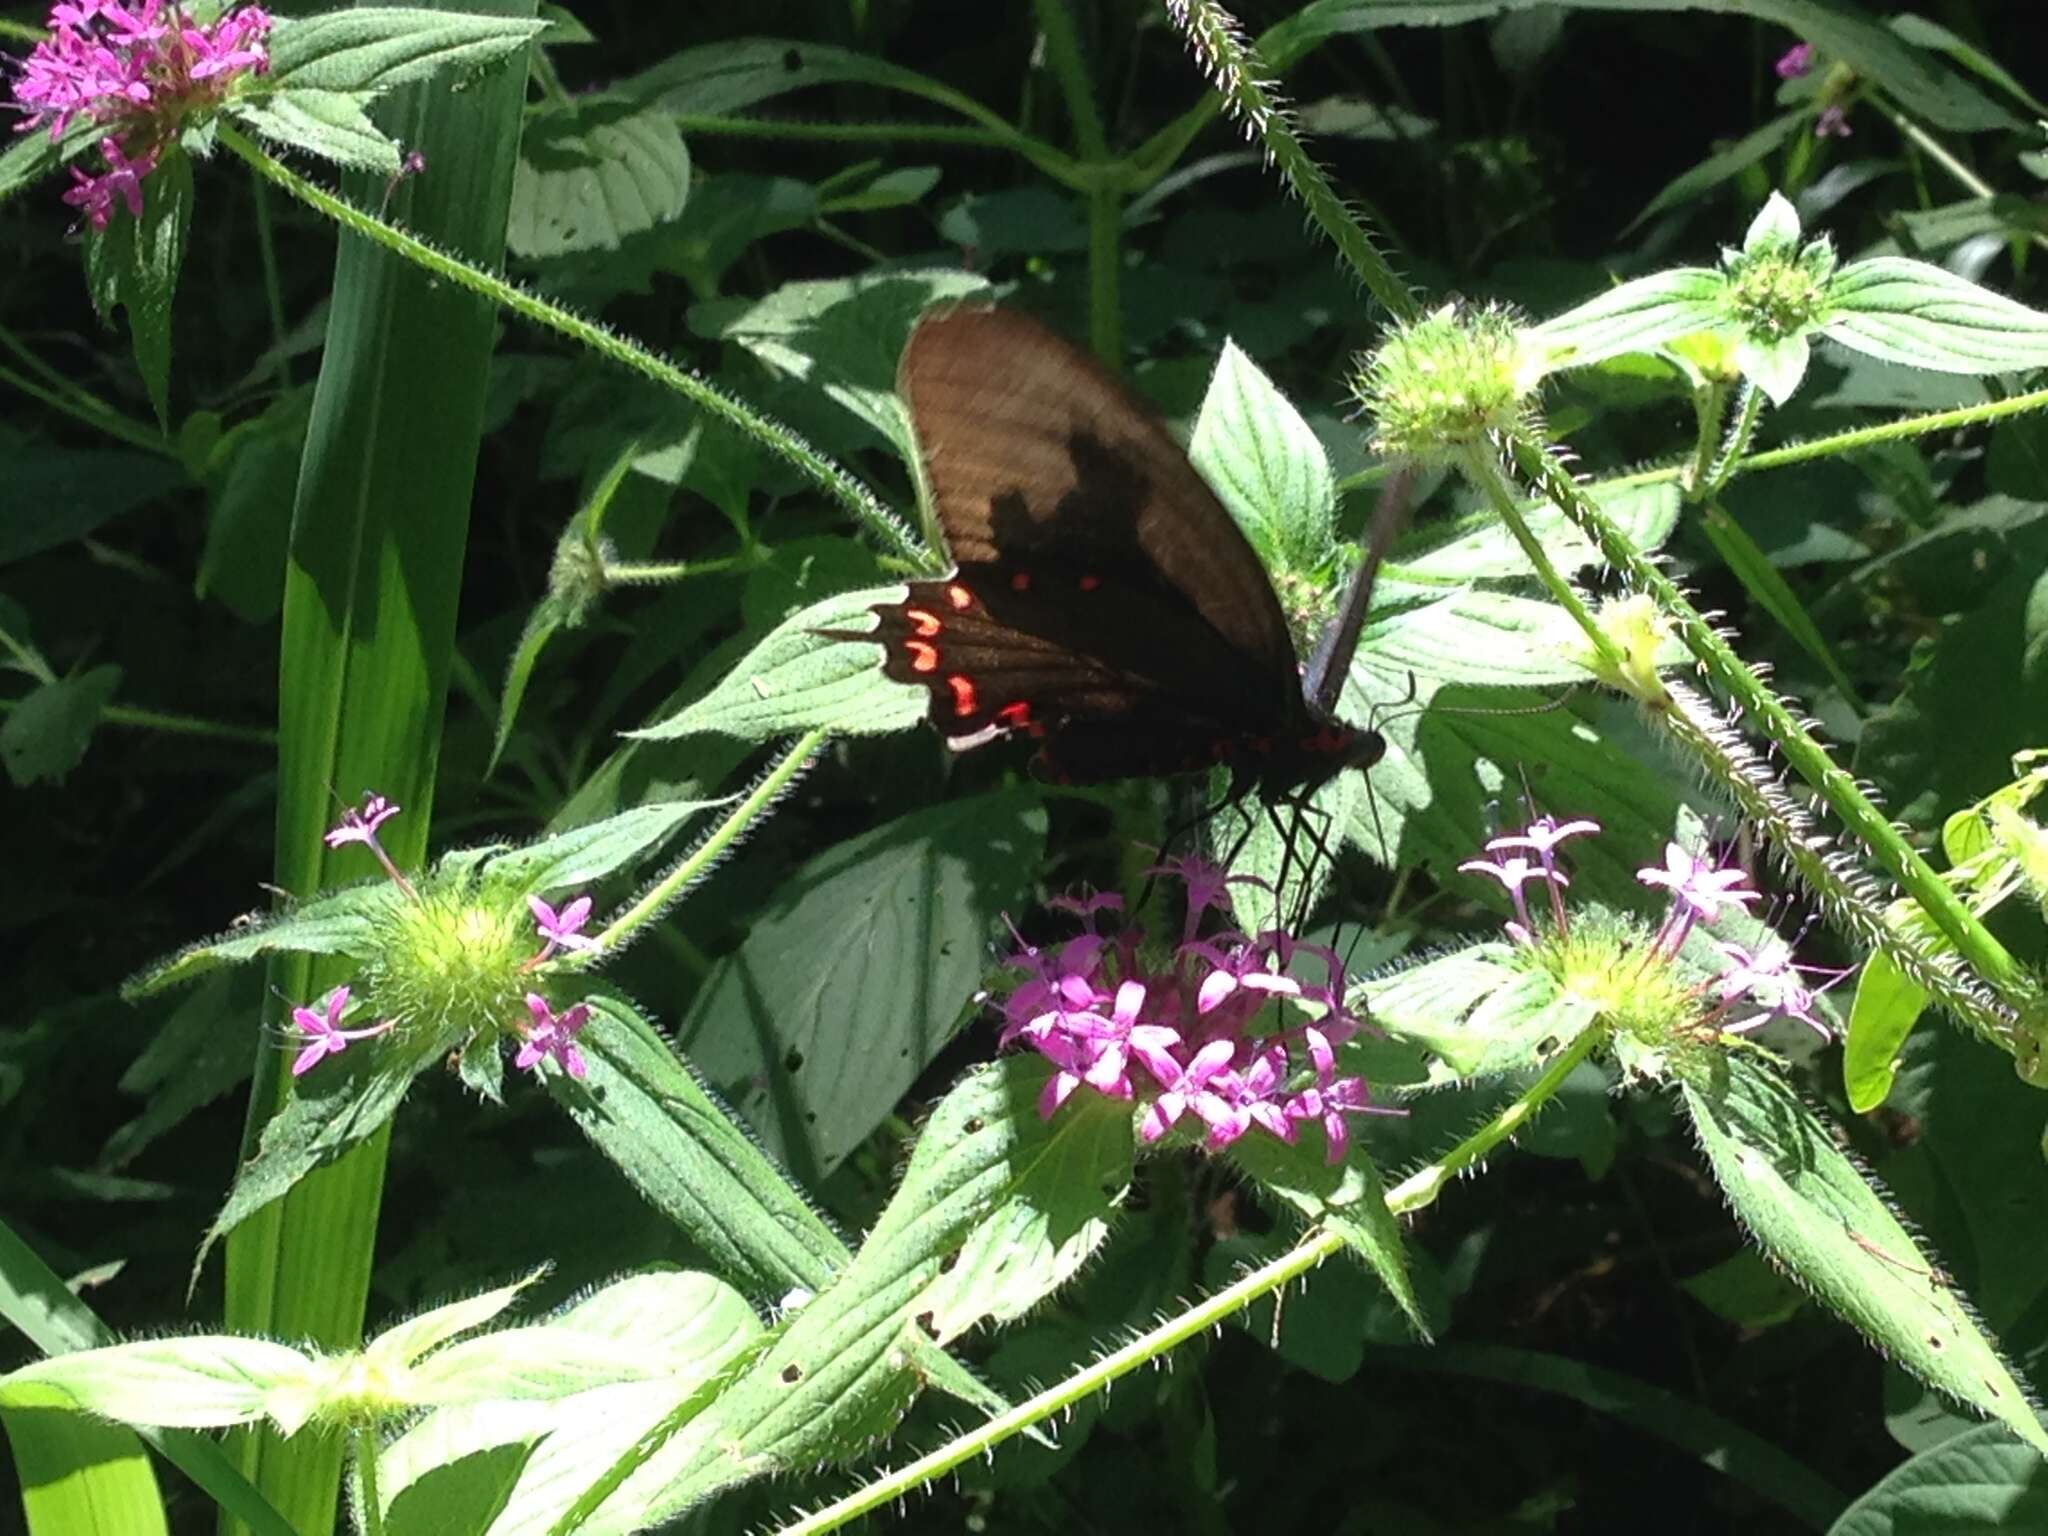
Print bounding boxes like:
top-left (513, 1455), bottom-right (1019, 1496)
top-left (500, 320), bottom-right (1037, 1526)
top-left (1824, 258), bottom-right (2048, 375)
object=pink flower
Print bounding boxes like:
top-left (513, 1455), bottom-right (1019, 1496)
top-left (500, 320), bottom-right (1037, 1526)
top-left (1710, 939), bottom-right (1851, 1041)
top-left (992, 858), bottom-right (1397, 1159)
top-left (289, 985), bottom-right (394, 1077)
top-left (527, 893), bottom-right (596, 959)
top-left (1775, 42), bottom-right (1815, 79)
top-left (59, 136), bottom-right (153, 227)
top-left (1814, 105), bottom-right (1852, 139)
top-left (324, 793), bottom-right (401, 849)
top-left (1638, 842), bottom-right (1761, 957)
top-left (516, 994), bottom-right (592, 1080)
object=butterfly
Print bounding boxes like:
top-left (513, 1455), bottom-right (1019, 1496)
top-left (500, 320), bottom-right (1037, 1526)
top-left (839, 303), bottom-right (1388, 807)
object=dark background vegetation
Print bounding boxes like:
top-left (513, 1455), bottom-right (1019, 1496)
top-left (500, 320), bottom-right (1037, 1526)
top-left (6, 1), bottom-right (2048, 1530)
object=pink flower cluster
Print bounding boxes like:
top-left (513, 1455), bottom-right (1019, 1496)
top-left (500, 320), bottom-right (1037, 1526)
top-left (9, 1), bottom-right (272, 226)
top-left (997, 859), bottom-right (1395, 1164)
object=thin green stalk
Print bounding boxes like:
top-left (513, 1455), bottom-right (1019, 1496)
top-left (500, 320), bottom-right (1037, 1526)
top-left (249, 170), bottom-right (290, 394)
top-left (674, 114), bottom-right (1017, 151)
top-left (1164, 0), bottom-right (1418, 326)
top-left (0, 357), bottom-right (168, 452)
top-left (1875, 100), bottom-right (2048, 257)
top-left (90, 703), bottom-right (277, 746)
top-left (591, 730), bottom-right (825, 952)
top-left (1086, 187), bottom-right (1123, 367)
top-left (604, 553), bottom-right (760, 585)
top-left (1032, 0), bottom-right (1122, 365)
top-left (774, 1024), bottom-right (1603, 1535)
top-left (216, 124), bottom-right (931, 572)
top-left (1702, 382), bottom-right (1763, 495)
top-left (355, 1434), bottom-right (383, 1536)
top-left (1682, 378), bottom-right (1731, 494)
top-left (1503, 432), bottom-right (2037, 1041)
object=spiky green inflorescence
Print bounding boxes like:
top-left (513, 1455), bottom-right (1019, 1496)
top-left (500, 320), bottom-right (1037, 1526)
top-left (354, 867), bottom-right (534, 1057)
top-left (1352, 303), bottom-right (1537, 462)
top-left (1721, 230), bottom-right (1837, 343)
top-left (548, 529), bottom-right (612, 626)
top-left (1519, 908), bottom-right (1717, 1083)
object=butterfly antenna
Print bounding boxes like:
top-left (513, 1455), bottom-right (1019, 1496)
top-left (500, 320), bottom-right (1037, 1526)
top-left (1306, 467), bottom-right (1414, 719)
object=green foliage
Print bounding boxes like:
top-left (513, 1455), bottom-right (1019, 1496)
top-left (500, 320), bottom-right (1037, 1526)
top-left (9, 2), bottom-right (2048, 1533)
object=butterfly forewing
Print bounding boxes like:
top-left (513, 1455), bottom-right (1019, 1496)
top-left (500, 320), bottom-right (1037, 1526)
top-left (900, 306), bottom-right (1301, 684)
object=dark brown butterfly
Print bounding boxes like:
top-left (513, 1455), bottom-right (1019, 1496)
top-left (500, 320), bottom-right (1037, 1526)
top-left (843, 304), bottom-right (1385, 801)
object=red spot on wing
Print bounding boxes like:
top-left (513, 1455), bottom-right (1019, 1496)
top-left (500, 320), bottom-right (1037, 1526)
top-left (944, 584), bottom-right (974, 611)
top-left (1077, 574), bottom-right (1102, 592)
top-left (906, 640), bottom-right (939, 674)
top-left (905, 607), bottom-right (942, 637)
top-left (947, 675), bottom-right (979, 716)
top-left (1010, 570), bottom-right (1032, 592)
top-left (996, 700), bottom-right (1033, 728)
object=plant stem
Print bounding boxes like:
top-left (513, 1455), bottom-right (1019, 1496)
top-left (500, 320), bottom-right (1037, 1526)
top-left (1502, 432), bottom-right (2037, 1044)
top-left (355, 1431), bottom-right (384, 1536)
top-left (591, 731), bottom-right (825, 953)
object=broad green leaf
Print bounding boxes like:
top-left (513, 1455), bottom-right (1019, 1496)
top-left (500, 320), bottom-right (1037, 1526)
top-left (125, 883), bottom-right (397, 997)
top-left (104, 973), bottom-right (264, 1170)
top-left (937, 187), bottom-right (1088, 255)
top-left (677, 791), bottom-right (1047, 1181)
top-left (1823, 260), bottom-right (2048, 375)
top-left (643, 1058), bottom-right (1098, 1516)
top-left (1, 1338), bottom-right (313, 1430)
top-left (1370, 947), bottom-right (1597, 1082)
top-left (1189, 337), bottom-right (1336, 572)
top-left (0, 433), bottom-right (186, 565)
top-left (687, 270), bottom-right (990, 463)
top-left (462, 798), bottom-right (719, 890)
top-left (265, 8), bottom-right (548, 91)
top-left (507, 99), bottom-right (690, 259)
top-left (1526, 268), bottom-right (1725, 374)
top-left (552, 996), bottom-right (848, 1297)
top-left (230, 90), bottom-right (400, 175)
top-left (0, 665), bottom-right (121, 788)
top-left (820, 164), bottom-right (941, 215)
top-left (636, 583), bottom-right (925, 743)
top-left (200, 1031), bottom-right (439, 1280)
top-left (1830, 1421), bottom-right (2048, 1533)
top-left (1363, 584), bottom-right (1613, 686)
top-left (1229, 1124), bottom-right (1425, 1334)
top-left (916, 1090), bottom-right (1133, 1344)
top-left (375, 1271), bottom-right (763, 1536)
top-left (1891, 15), bottom-right (2047, 116)
top-left (197, 392), bottom-right (309, 623)
top-left (1683, 1055), bottom-right (2046, 1455)
top-left (0, 1221), bottom-right (298, 1536)
top-left (82, 150), bottom-right (192, 428)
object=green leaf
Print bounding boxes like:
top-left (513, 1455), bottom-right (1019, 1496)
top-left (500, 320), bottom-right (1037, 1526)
top-left (1526, 268), bottom-right (1726, 374)
top-left (1, 1337), bottom-right (313, 1430)
top-left (1698, 500), bottom-right (1863, 707)
top-left (124, 884), bottom-right (397, 997)
top-left (1683, 1055), bottom-right (2047, 1456)
top-left (265, 8), bottom-right (548, 92)
top-left (104, 973), bottom-right (263, 1170)
top-left (1395, 480), bottom-right (1682, 583)
top-left (1369, 947), bottom-right (1598, 1083)
top-left (916, 1091), bottom-right (1133, 1344)
top-left (1823, 259), bottom-right (2048, 375)
top-left (1189, 337), bottom-right (1336, 572)
top-left (633, 583), bottom-right (927, 743)
top-left (1228, 1125), bottom-right (1425, 1335)
top-left (0, 433), bottom-right (186, 565)
top-left (937, 187), bottom-right (1089, 256)
top-left (0, 665), bottom-right (121, 788)
top-left (0, 115), bottom-right (96, 210)
top-left (82, 150), bottom-right (192, 429)
top-left (374, 1271), bottom-right (764, 1536)
top-left (678, 791), bottom-right (1047, 1181)
top-left (466, 798), bottom-right (719, 891)
top-left (821, 164), bottom-right (942, 215)
top-left (1831, 1422), bottom-right (2048, 1533)
top-left (552, 996), bottom-right (850, 1297)
top-left (199, 1032), bottom-right (435, 1280)
top-left (1842, 944), bottom-right (1930, 1113)
top-left (508, 98), bottom-right (690, 259)
top-left (1629, 112), bottom-right (1805, 229)
top-left (688, 270), bottom-right (991, 463)
top-left (1, 1403), bottom-right (169, 1536)
top-left (642, 1058), bottom-right (1102, 1515)
top-left (230, 91), bottom-right (401, 175)
top-left (1363, 583), bottom-right (1608, 686)
top-left (197, 393), bottom-right (308, 622)
top-left (627, 36), bottom-right (981, 121)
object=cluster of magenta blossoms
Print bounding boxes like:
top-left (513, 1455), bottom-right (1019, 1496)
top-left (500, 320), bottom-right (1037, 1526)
top-left (997, 858), bottom-right (1396, 1164)
top-left (9, 1), bottom-right (272, 227)
top-left (289, 793), bottom-right (598, 1082)
top-left (1459, 815), bottom-right (1849, 1040)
